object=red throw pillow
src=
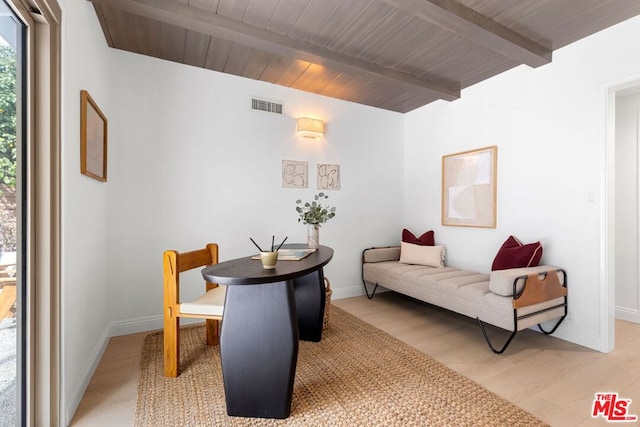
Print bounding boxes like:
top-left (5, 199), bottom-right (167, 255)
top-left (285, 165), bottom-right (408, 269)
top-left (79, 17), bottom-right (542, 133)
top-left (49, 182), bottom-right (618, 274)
top-left (402, 229), bottom-right (435, 246)
top-left (491, 235), bottom-right (543, 271)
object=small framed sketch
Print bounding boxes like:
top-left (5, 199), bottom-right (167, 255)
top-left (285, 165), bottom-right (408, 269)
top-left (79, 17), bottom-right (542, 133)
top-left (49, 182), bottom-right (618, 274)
top-left (442, 146), bottom-right (497, 228)
top-left (282, 160), bottom-right (308, 188)
top-left (80, 90), bottom-right (108, 182)
top-left (317, 164), bottom-right (340, 190)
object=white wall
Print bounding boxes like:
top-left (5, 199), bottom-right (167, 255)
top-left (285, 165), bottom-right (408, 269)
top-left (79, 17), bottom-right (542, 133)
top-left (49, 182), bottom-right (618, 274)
top-left (60, 0), bottom-right (113, 423)
top-left (615, 92), bottom-right (640, 322)
top-left (404, 15), bottom-right (640, 352)
top-left (104, 52), bottom-right (404, 327)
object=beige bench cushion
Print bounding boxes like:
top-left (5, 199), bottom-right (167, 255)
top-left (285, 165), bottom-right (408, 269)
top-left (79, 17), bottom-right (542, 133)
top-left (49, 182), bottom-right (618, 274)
top-left (180, 286), bottom-right (226, 317)
top-left (363, 246), bottom-right (401, 263)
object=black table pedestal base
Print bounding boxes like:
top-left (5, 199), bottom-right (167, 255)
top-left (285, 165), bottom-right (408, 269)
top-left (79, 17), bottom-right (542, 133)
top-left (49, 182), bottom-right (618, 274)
top-left (293, 269), bottom-right (326, 342)
top-left (220, 281), bottom-right (298, 419)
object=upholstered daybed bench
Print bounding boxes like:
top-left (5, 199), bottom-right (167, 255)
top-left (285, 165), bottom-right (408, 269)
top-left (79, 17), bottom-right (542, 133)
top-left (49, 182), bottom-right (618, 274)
top-left (361, 243), bottom-right (568, 353)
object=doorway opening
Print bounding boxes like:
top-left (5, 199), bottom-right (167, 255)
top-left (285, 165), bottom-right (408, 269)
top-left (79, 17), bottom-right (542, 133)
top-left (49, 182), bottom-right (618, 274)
top-left (604, 77), bottom-right (640, 352)
top-left (613, 81), bottom-right (640, 325)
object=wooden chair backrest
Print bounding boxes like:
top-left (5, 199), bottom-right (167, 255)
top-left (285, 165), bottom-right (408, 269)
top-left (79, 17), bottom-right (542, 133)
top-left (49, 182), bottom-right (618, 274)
top-left (163, 243), bottom-right (219, 307)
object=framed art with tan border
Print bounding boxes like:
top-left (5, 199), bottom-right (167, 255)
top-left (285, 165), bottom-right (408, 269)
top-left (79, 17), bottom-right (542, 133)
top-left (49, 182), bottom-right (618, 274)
top-left (442, 145), bottom-right (497, 228)
top-left (80, 90), bottom-right (108, 182)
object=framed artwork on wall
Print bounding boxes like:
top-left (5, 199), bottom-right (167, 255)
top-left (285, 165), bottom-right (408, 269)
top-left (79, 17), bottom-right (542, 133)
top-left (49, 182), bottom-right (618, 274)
top-left (80, 90), bottom-right (108, 182)
top-left (442, 145), bottom-right (497, 228)
top-left (282, 160), bottom-right (308, 188)
top-left (317, 164), bottom-right (340, 190)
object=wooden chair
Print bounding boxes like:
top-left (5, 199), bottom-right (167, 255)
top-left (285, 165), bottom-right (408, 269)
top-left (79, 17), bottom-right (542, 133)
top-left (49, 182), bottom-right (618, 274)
top-left (163, 243), bottom-right (226, 377)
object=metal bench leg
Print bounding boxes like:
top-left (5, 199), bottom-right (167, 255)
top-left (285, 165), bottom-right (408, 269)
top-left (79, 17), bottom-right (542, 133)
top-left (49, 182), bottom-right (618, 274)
top-left (363, 281), bottom-right (379, 299)
top-left (476, 318), bottom-right (517, 354)
top-left (538, 315), bottom-right (566, 335)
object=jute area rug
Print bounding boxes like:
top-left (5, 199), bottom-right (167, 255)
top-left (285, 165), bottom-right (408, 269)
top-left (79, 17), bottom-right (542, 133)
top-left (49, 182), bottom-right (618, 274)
top-left (135, 306), bottom-right (547, 426)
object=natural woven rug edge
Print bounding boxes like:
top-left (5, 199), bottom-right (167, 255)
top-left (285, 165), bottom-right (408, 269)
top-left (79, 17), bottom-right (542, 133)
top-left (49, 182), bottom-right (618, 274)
top-left (135, 306), bottom-right (547, 426)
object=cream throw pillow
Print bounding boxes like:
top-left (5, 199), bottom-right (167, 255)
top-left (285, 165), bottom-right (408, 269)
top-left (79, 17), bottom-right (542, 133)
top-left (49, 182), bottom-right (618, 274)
top-left (399, 242), bottom-right (444, 267)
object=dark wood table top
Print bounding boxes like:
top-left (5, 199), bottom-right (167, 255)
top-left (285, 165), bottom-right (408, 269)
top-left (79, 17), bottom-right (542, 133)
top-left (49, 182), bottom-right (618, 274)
top-left (201, 245), bottom-right (334, 286)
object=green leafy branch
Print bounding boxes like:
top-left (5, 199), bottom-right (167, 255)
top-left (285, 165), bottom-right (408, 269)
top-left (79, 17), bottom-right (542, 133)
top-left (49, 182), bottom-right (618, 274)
top-left (295, 192), bottom-right (336, 226)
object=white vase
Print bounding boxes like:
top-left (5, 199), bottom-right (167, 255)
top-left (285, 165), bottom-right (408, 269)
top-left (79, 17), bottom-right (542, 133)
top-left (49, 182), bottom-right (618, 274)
top-left (307, 224), bottom-right (320, 249)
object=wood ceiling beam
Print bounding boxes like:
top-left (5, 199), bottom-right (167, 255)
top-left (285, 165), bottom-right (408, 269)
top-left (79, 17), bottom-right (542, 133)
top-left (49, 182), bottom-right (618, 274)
top-left (88, 0), bottom-right (460, 101)
top-left (380, 0), bottom-right (551, 67)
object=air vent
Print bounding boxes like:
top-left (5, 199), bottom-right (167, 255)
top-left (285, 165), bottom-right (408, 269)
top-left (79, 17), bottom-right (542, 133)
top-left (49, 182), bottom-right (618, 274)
top-left (251, 98), bottom-right (283, 115)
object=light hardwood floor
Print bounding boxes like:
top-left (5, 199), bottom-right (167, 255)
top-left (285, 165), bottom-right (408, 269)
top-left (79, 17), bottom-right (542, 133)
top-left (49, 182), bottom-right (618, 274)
top-left (70, 292), bottom-right (640, 426)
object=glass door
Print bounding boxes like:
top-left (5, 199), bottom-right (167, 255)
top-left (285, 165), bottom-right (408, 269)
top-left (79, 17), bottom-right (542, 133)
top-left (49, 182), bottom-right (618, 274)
top-left (0, 2), bottom-right (24, 425)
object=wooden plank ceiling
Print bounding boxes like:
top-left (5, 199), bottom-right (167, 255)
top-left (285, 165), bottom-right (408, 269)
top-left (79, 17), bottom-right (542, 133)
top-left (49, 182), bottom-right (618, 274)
top-left (88, 0), bottom-right (640, 113)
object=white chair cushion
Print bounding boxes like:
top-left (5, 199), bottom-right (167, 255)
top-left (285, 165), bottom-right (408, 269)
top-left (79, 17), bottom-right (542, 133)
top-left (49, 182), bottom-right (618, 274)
top-left (180, 286), bottom-right (226, 317)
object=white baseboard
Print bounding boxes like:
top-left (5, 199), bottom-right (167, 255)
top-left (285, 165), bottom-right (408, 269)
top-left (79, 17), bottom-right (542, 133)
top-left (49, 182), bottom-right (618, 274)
top-left (332, 284), bottom-right (390, 301)
top-left (538, 320), bottom-right (605, 351)
top-left (332, 285), bottom-right (365, 300)
top-left (109, 314), bottom-right (163, 337)
top-left (109, 313), bottom-right (209, 337)
top-left (615, 306), bottom-right (640, 323)
top-left (65, 324), bottom-right (110, 426)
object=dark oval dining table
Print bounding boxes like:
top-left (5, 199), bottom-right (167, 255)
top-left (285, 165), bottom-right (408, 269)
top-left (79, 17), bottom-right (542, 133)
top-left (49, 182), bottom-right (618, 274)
top-left (201, 245), bottom-right (333, 419)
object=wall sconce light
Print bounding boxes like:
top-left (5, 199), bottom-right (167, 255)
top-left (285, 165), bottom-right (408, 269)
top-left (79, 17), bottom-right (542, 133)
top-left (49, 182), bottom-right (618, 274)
top-left (296, 117), bottom-right (325, 139)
